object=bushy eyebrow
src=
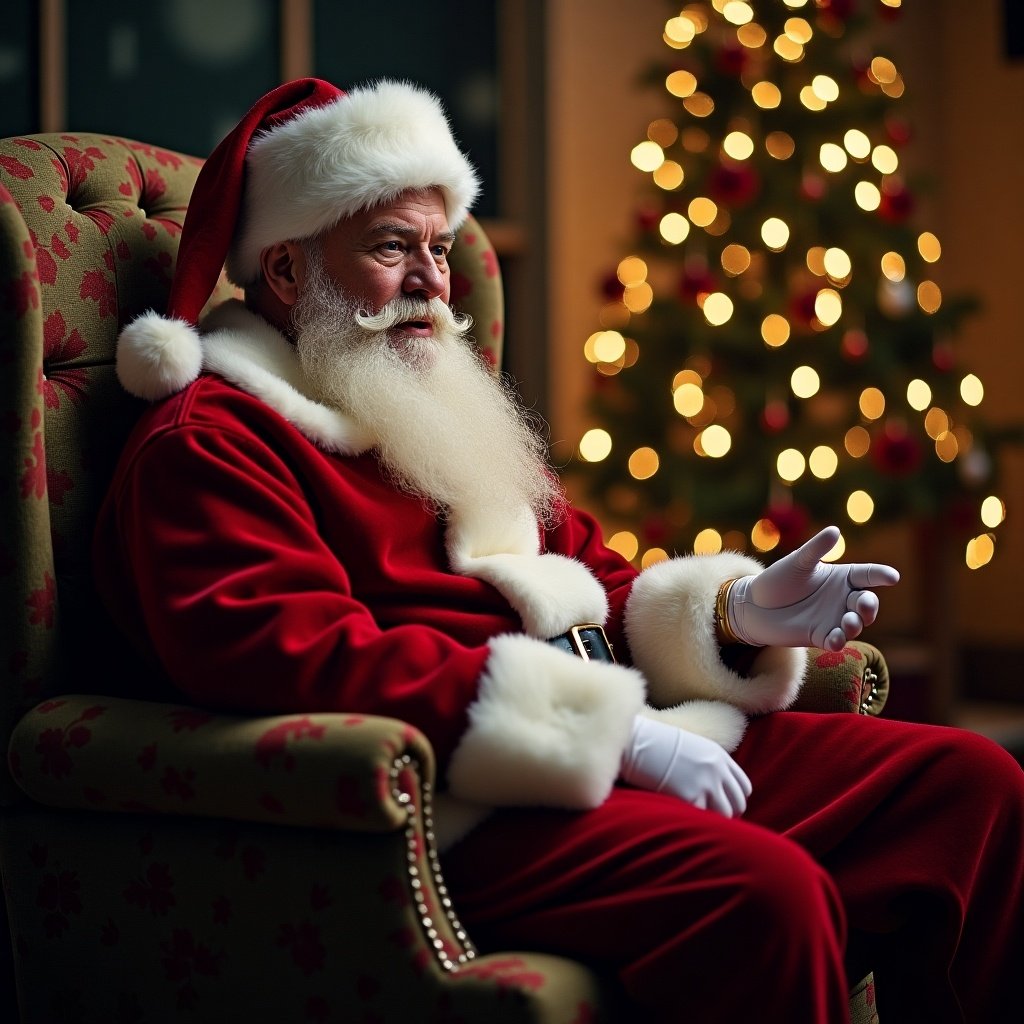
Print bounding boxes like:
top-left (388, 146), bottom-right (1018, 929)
top-left (367, 222), bottom-right (456, 244)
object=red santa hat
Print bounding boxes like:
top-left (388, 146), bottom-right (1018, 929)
top-left (117, 77), bottom-right (480, 400)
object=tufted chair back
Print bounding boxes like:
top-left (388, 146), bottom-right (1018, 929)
top-left (0, 133), bottom-right (504, 808)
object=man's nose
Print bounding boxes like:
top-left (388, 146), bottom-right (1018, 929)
top-left (403, 252), bottom-right (447, 300)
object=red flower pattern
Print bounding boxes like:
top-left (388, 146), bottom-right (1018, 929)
top-left (35, 702), bottom-right (102, 777)
top-left (255, 716), bottom-right (327, 769)
top-left (79, 268), bottom-right (117, 318)
top-left (37, 867), bottom-right (82, 937)
top-left (160, 764), bottom-right (196, 800)
top-left (20, 431), bottom-right (47, 499)
top-left (124, 862), bottom-right (176, 916)
top-left (277, 920), bottom-right (326, 975)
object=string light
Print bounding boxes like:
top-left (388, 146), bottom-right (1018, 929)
top-left (579, 0), bottom-right (1003, 569)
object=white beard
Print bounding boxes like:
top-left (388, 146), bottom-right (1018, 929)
top-left (292, 247), bottom-right (561, 532)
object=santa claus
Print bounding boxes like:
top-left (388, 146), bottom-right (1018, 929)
top-left (95, 79), bottom-right (1024, 1023)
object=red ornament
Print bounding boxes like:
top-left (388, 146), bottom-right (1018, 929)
top-left (885, 116), bottom-right (913, 146)
top-left (715, 44), bottom-right (749, 78)
top-left (764, 503), bottom-right (810, 553)
top-left (678, 265), bottom-right (718, 304)
top-left (634, 204), bottom-right (661, 233)
top-left (841, 329), bottom-right (869, 361)
top-left (761, 400), bottom-right (790, 433)
top-left (870, 424), bottom-right (923, 476)
top-left (642, 516), bottom-right (670, 545)
top-left (788, 286), bottom-right (820, 327)
top-left (599, 270), bottom-right (625, 302)
top-left (878, 180), bottom-right (914, 224)
top-left (932, 341), bottom-right (956, 372)
top-left (709, 163), bottom-right (760, 206)
top-left (800, 173), bottom-right (827, 202)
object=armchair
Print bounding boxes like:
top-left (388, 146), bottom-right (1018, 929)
top-left (1, 132), bottom-right (885, 1023)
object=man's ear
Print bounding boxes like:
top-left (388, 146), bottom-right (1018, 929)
top-left (258, 241), bottom-right (305, 308)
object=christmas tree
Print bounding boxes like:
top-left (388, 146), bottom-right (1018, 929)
top-left (573, 0), bottom-right (1015, 570)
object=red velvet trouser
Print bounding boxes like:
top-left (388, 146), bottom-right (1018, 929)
top-left (441, 713), bottom-right (1024, 1023)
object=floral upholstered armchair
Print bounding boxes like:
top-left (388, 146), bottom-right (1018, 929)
top-left (0, 133), bottom-right (888, 1023)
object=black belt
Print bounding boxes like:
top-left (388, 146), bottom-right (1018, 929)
top-left (547, 624), bottom-right (616, 663)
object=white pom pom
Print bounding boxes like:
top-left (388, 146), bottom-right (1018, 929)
top-left (116, 312), bottom-right (203, 400)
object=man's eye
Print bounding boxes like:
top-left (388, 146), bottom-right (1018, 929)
top-left (381, 240), bottom-right (402, 252)
top-left (432, 245), bottom-right (450, 258)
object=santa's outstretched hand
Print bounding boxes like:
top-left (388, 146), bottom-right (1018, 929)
top-left (726, 526), bottom-right (900, 652)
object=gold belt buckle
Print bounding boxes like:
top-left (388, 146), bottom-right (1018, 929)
top-left (567, 623), bottom-right (611, 661)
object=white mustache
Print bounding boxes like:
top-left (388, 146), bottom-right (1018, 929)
top-left (355, 296), bottom-right (473, 336)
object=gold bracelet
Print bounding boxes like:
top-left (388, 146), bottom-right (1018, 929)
top-left (715, 577), bottom-right (743, 645)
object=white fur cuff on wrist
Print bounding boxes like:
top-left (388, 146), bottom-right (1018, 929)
top-left (625, 553), bottom-right (808, 714)
top-left (445, 634), bottom-right (645, 809)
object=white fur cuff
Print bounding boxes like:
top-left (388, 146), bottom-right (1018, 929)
top-left (625, 554), bottom-right (808, 714)
top-left (445, 634), bottom-right (645, 809)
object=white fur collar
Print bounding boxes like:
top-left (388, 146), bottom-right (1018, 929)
top-left (198, 300), bottom-right (376, 456)
top-left (199, 302), bottom-right (608, 636)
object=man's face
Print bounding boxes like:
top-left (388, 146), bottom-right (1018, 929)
top-left (311, 187), bottom-right (454, 337)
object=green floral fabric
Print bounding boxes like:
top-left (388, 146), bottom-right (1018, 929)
top-left (1, 132), bottom-right (880, 1022)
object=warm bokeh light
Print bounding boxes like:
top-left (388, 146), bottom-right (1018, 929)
top-left (814, 288), bottom-right (842, 326)
top-left (871, 145), bottom-right (898, 174)
top-left (855, 181), bottom-right (881, 210)
top-left (631, 140), bottom-right (664, 172)
top-left (673, 381), bottom-right (705, 417)
top-left (981, 496), bottom-right (1006, 528)
top-left (823, 247), bottom-right (852, 280)
top-left (578, 428), bottom-right (612, 462)
top-left (721, 243), bottom-right (751, 275)
top-left (762, 313), bottom-right (791, 347)
top-left (881, 251), bottom-right (906, 281)
top-left (791, 365), bottom-right (821, 398)
top-left (918, 231), bottom-right (942, 262)
top-left (641, 547), bottom-right (669, 568)
top-left (654, 160), bottom-right (685, 190)
top-left (703, 292), bottom-right (734, 325)
top-left (847, 490), bottom-right (875, 523)
top-left (777, 448), bottom-right (806, 482)
top-left (859, 387), bottom-right (886, 420)
top-left (761, 216), bottom-right (790, 250)
top-left (966, 534), bottom-right (995, 570)
top-left (751, 518), bottom-right (781, 552)
top-left (819, 142), bottom-right (848, 172)
top-left (906, 378), bottom-right (932, 412)
top-left (765, 131), bottom-right (796, 159)
top-left (917, 280), bottom-right (942, 313)
top-left (752, 81), bottom-right (781, 108)
top-left (723, 131), bottom-right (754, 160)
top-left (809, 445), bottom-right (839, 479)
top-left (666, 69), bottom-right (698, 97)
top-left (623, 282), bottom-right (654, 313)
top-left (607, 530), bottom-right (640, 562)
top-left (699, 424), bottom-right (732, 458)
top-left (615, 258), bottom-right (645, 287)
top-left (693, 527), bottom-right (724, 553)
top-left (688, 197), bottom-right (718, 226)
top-left (628, 446), bottom-right (660, 480)
top-left (843, 129), bottom-right (871, 159)
top-left (845, 426), bottom-right (871, 457)
top-left (659, 212), bottom-right (691, 244)
top-left (961, 374), bottom-right (984, 406)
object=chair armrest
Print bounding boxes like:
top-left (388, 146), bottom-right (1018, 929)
top-left (8, 694), bottom-right (435, 831)
top-left (789, 641), bottom-right (890, 716)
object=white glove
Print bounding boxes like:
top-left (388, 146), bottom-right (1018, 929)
top-left (727, 526), bottom-right (899, 652)
top-left (620, 715), bottom-right (752, 817)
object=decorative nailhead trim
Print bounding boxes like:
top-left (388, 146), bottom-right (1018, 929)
top-left (391, 754), bottom-right (477, 972)
top-left (859, 668), bottom-right (879, 715)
